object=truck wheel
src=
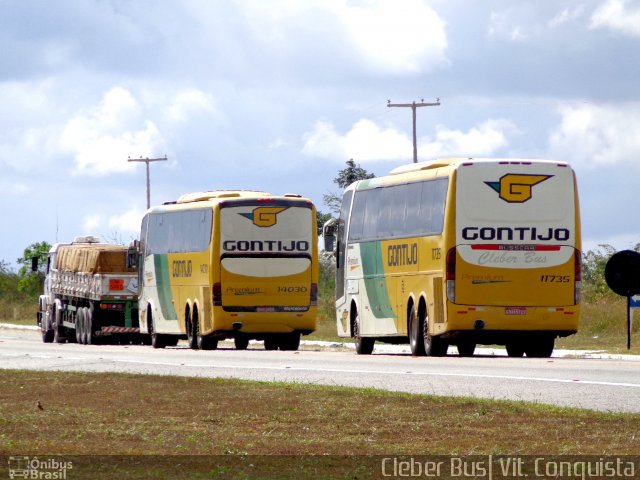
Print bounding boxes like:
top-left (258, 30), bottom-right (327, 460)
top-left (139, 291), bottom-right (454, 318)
top-left (409, 304), bottom-right (426, 357)
top-left (53, 306), bottom-right (65, 344)
top-left (41, 306), bottom-right (54, 343)
top-left (279, 332), bottom-right (301, 351)
top-left (353, 309), bottom-right (374, 355)
top-left (86, 308), bottom-right (95, 345)
top-left (75, 309), bottom-right (85, 344)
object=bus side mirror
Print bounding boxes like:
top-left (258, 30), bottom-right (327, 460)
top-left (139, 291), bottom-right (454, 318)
top-left (322, 218), bottom-right (337, 253)
top-left (31, 257), bottom-right (39, 273)
top-left (127, 240), bottom-right (140, 269)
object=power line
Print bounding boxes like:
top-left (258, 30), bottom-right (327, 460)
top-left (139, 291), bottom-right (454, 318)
top-left (387, 98), bottom-right (440, 163)
top-left (128, 156), bottom-right (167, 209)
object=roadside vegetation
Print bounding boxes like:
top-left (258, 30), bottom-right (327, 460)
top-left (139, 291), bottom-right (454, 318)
top-left (1, 370), bottom-right (639, 454)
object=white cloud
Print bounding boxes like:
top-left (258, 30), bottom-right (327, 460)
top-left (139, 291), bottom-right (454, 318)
top-left (60, 87), bottom-right (166, 176)
top-left (82, 214), bottom-right (103, 234)
top-left (590, 0), bottom-right (640, 37)
top-left (488, 9), bottom-right (535, 42)
top-left (302, 118), bottom-right (515, 162)
top-left (108, 208), bottom-right (144, 235)
top-left (82, 208), bottom-right (143, 240)
top-left (237, 0), bottom-right (448, 75)
top-left (340, 0), bottom-right (448, 73)
top-left (548, 103), bottom-right (640, 168)
top-left (165, 89), bottom-right (219, 124)
top-left (549, 6), bottom-right (585, 28)
top-left (420, 120), bottom-right (516, 158)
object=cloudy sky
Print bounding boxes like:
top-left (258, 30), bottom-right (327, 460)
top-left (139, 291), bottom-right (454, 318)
top-left (2, 0), bottom-right (640, 267)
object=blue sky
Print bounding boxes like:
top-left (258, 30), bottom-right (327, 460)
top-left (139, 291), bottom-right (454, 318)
top-left (2, 0), bottom-right (640, 267)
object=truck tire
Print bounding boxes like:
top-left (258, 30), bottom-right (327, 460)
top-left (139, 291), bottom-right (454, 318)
top-left (86, 307), bottom-right (95, 345)
top-left (41, 305), bottom-right (54, 343)
top-left (53, 305), bottom-right (65, 344)
top-left (75, 308), bottom-right (84, 344)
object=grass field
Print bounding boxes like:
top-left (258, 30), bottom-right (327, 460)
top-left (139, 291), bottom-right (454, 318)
top-left (1, 370), bottom-right (639, 478)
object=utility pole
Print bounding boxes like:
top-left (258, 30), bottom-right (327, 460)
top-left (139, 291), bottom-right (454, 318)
top-left (387, 98), bottom-right (440, 163)
top-left (128, 156), bottom-right (167, 209)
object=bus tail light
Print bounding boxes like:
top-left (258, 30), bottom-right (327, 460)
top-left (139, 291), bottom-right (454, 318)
top-left (446, 247), bottom-right (456, 303)
top-left (310, 283), bottom-right (318, 306)
top-left (213, 282), bottom-right (222, 306)
top-left (574, 250), bottom-right (582, 305)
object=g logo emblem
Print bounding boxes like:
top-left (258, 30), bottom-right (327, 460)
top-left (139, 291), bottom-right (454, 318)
top-left (240, 207), bottom-right (288, 227)
top-left (485, 174), bottom-right (552, 203)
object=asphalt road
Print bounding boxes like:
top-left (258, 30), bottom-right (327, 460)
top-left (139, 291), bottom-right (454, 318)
top-left (1, 326), bottom-right (639, 413)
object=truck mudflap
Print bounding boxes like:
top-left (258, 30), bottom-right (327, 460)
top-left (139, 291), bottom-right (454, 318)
top-left (100, 326), bottom-right (140, 334)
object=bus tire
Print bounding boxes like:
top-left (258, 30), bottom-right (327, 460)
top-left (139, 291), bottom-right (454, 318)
top-left (264, 337), bottom-right (279, 351)
top-left (353, 309), bottom-right (374, 355)
top-left (408, 304), bottom-right (426, 357)
top-left (280, 332), bottom-right (301, 351)
top-left (506, 341), bottom-right (525, 357)
top-left (198, 335), bottom-right (218, 350)
top-left (457, 341), bottom-right (476, 357)
top-left (423, 312), bottom-right (447, 357)
top-left (149, 312), bottom-right (166, 349)
top-left (186, 309), bottom-right (198, 350)
top-left (234, 335), bottom-right (249, 350)
top-left (525, 336), bottom-right (554, 358)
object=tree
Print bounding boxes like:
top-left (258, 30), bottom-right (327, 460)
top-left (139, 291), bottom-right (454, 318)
top-left (323, 159), bottom-right (375, 215)
top-left (17, 241), bottom-right (51, 296)
top-left (316, 210), bottom-right (333, 235)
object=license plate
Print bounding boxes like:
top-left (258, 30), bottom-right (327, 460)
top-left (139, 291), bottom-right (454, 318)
top-left (505, 307), bottom-right (527, 315)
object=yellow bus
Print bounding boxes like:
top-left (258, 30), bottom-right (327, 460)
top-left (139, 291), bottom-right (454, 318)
top-left (138, 190), bottom-right (318, 350)
top-left (324, 158), bottom-right (581, 357)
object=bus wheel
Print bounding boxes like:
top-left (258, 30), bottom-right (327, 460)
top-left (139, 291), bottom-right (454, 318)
top-left (186, 311), bottom-right (198, 350)
top-left (264, 337), bottom-right (279, 351)
top-left (234, 335), bottom-right (249, 350)
top-left (149, 313), bottom-right (166, 349)
top-left (353, 310), bottom-right (374, 355)
top-left (198, 335), bottom-right (218, 351)
top-left (280, 332), bottom-right (301, 351)
top-left (457, 341), bottom-right (476, 357)
top-left (423, 314), bottom-right (447, 357)
top-left (506, 341), bottom-right (525, 357)
top-left (525, 336), bottom-right (554, 358)
top-left (408, 304), bottom-right (426, 357)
